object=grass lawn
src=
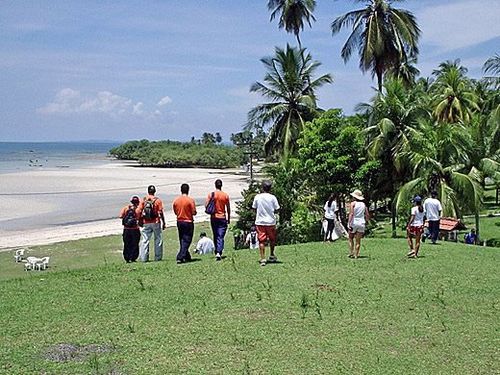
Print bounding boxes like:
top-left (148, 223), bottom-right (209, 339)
top-left (1, 234), bottom-right (499, 374)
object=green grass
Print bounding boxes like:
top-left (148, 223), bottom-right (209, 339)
top-left (1, 235), bottom-right (499, 374)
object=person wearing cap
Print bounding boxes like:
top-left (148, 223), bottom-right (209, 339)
top-left (205, 179), bottom-right (231, 261)
top-left (173, 183), bottom-right (197, 263)
top-left (406, 195), bottom-right (425, 258)
top-left (252, 180), bottom-right (280, 266)
top-left (423, 191), bottom-right (442, 244)
top-left (139, 185), bottom-right (166, 262)
top-left (119, 196), bottom-right (142, 263)
top-left (194, 232), bottom-right (215, 255)
top-left (347, 189), bottom-right (370, 259)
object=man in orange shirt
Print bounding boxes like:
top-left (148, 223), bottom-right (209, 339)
top-left (173, 183), bottom-right (197, 264)
top-left (205, 179), bottom-right (230, 261)
top-left (119, 195), bottom-right (142, 263)
top-left (139, 185), bottom-right (166, 262)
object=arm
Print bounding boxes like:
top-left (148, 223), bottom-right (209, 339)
top-left (226, 200), bottom-right (231, 224)
top-left (348, 202), bottom-right (354, 229)
top-left (365, 205), bottom-right (370, 222)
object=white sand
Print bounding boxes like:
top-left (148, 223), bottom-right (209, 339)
top-left (0, 162), bottom-right (248, 250)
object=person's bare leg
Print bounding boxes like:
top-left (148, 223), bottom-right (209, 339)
top-left (414, 233), bottom-right (421, 257)
top-left (259, 242), bottom-right (266, 261)
top-left (348, 233), bottom-right (354, 257)
top-left (269, 241), bottom-right (276, 258)
top-left (407, 232), bottom-right (414, 253)
top-left (354, 233), bottom-right (362, 258)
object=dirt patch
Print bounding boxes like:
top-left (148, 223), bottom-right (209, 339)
top-left (43, 343), bottom-right (114, 362)
top-left (312, 283), bottom-right (336, 292)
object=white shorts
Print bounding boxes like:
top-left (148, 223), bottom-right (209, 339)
top-left (350, 224), bottom-right (365, 234)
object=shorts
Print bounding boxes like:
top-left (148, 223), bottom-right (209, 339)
top-left (408, 225), bottom-right (423, 236)
top-left (349, 224), bottom-right (365, 234)
top-left (256, 225), bottom-right (277, 244)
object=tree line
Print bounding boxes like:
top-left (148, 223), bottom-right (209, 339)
top-left (235, 0), bottom-right (499, 243)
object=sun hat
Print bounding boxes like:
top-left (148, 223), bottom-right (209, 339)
top-left (413, 195), bottom-right (422, 202)
top-left (130, 196), bottom-right (140, 204)
top-left (350, 189), bottom-right (364, 201)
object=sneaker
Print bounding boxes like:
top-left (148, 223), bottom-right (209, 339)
top-left (268, 255), bottom-right (278, 263)
top-left (259, 259), bottom-right (267, 266)
top-left (215, 254), bottom-right (222, 261)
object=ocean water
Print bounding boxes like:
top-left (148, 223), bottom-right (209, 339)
top-left (0, 142), bottom-right (119, 174)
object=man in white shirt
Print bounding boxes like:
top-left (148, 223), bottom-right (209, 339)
top-left (424, 191), bottom-right (442, 244)
top-left (194, 232), bottom-right (215, 255)
top-left (252, 180), bottom-right (280, 266)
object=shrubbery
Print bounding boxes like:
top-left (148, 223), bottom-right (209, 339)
top-left (110, 140), bottom-right (245, 168)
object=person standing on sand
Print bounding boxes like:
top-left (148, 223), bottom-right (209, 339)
top-left (423, 191), bottom-right (442, 244)
top-left (347, 189), bottom-right (370, 259)
top-left (139, 185), bottom-right (166, 262)
top-left (252, 180), bottom-right (280, 266)
top-left (173, 183), bottom-right (197, 264)
top-left (206, 179), bottom-right (230, 261)
top-left (119, 195), bottom-right (141, 263)
top-left (406, 195), bottom-right (425, 258)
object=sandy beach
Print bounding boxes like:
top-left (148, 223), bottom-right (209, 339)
top-left (0, 162), bottom-right (248, 250)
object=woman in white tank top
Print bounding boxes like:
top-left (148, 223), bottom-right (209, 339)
top-left (406, 195), bottom-right (425, 258)
top-left (348, 189), bottom-right (369, 258)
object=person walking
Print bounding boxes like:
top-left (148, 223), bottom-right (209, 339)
top-left (206, 179), bottom-right (230, 261)
top-left (424, 191), bottom-right (442, 244)
top-left (323, 193), bottom-right (339, 242)
top-left (347, 189), bottom-right (370, 259)
top-left (173, 183), bottom-right (197, 264)
top-left (119, 195), bottom-right (142, 263)
top-left (139, 185), bottom-right (166, 262)
top-left (252, 180), bottom-right (280, 266)
top-left (406, 195), bottom-right (425, 258)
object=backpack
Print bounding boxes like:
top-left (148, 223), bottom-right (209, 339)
top-left (122, 206), bottom-right (138, 227)
top-left (205, 192), bottom-right (216, 215)
top-left (142, 198), bottom-right (158, 220)
top-left (250, 232), bottom-right (257, 245)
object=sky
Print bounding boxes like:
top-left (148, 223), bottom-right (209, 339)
top-left (1, 0), bottom-right (499, 142)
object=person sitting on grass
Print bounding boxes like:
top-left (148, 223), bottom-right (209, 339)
top-left (194, 232), bottom-right (215, 254)
top-left (245, 225), bottom-right (259, 250)
top-left (406, 195), bottom-right (425, 258)
top-left (464, 228), bottom-right (477, 245)
top-left (347, 189), bottom-right (369, 259)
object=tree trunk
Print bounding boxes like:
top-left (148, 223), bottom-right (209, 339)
top-left (496, 186), bottom-right (499, 205)
top-left (376, 69), bottom-right (383, 92)
top-left (390, 199), bottom-right (397, 238)
top-left (475, 210), bottom-right (480, 245)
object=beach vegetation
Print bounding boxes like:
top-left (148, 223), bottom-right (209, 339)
top-left (109, 139), bottom-right (244, 168)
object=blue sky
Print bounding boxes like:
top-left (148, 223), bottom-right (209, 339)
top-left (1, 0), bottom-right (499, 142)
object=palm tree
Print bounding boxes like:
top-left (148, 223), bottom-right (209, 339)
top-left (431, 61), bottom-right (479, 123)
top-left (358, 78), bottom-right (429, 236)
top-left (247, 45), bottom-right (332, 158)
top-left (387, 57), bottom-right (420, 87)
top-left (268, 0), bottom-right (316, 49)
top-left (396, 120), bottom-right (483, 237)
top-left (331, 0), bottom-right (420, 92)
top-left (483, 53), bottom-right (500, 89)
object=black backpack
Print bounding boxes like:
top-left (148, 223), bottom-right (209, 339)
top-left (250, 232), bottom-right (257, 245)
top-left (142, 198), bottom-right (158, 220)
top-left (122, 206), bottom-right (138, 227)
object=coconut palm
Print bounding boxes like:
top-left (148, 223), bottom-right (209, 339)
top-left (268, 0), bottom-right (316, 49)
top-left (331, 0), bottom-right (420, 92)
top-left (247, 45), bottom-right (332, 158)
top-left (358, 78), bottom-right (429, 235)
top-left (431, 61), bottom-right (479, 123)
top-left (483, 53), bottom-right (500, 84)
top-left (386, 57), bottom-right (420, 87)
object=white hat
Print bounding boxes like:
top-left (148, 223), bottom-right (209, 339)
top-left (350, 189), bottom-right (364, 201)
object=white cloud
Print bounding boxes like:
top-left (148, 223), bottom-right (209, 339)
top-left (157, 96), bottom-right (172, 106)
top-left (417, 0), bottom-right (500, 52)
top-left (38, 89), bottom-right (146, 117)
